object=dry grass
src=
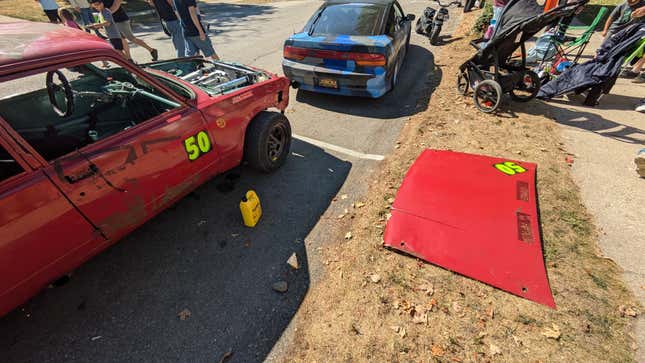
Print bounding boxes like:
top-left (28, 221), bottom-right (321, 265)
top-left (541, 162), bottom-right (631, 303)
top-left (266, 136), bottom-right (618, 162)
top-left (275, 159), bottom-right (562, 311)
top-left (285, 12), bottom-right (640, 362)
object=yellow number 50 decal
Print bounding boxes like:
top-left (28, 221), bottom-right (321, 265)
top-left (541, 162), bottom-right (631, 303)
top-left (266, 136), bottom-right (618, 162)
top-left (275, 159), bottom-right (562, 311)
top-left (494, 161), bottom-right (526, 175)
top-left (184, 131), bottom-right (212, 161)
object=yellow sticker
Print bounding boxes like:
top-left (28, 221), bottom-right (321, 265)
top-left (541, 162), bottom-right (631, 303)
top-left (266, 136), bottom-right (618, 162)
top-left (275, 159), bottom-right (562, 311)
top-left (184, 131), bottom-right (212, 161)
top-left (494, 161), bottom-right (527, 175)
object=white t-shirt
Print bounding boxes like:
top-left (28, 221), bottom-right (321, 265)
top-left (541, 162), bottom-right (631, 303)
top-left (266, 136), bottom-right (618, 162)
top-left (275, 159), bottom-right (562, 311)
top-left (67, 0), bottom-right (91, 9)
top-left (38, 0), bottom-right (59, 10)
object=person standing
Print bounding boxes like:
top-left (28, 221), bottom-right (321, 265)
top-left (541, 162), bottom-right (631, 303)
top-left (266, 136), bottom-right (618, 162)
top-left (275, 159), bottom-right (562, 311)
top-left (173, 0), bottom-right (219, 60)
top-left (67, 0), bottom-right (106, 38)
top-left (102, 0), bottom-right (159, 61)
top-left (35, 0), bottom-right (60, 23)
top-left (148, 0), bottom-right (185, 57)
top-left (87, 0), bottom-right (127, 58)
top-left (602, 0), bottom-right (645, 40)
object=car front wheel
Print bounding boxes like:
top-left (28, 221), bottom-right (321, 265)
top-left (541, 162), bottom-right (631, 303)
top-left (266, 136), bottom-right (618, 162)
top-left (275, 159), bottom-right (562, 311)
top-left (244, 111), bottom-right (292, 172)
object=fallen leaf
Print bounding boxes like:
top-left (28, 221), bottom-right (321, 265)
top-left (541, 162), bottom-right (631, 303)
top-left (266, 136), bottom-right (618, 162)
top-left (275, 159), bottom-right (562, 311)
top-left (489, 344), bottom-right (501, 356)
top-left (178, 308), bottom-right (191, 321)
top-left (412, 310), bottom-right (428, 324)
top-left (337, 214), bottom-right (345, 219)
top-left (370, 274), bottom-right (382, 283)
top-left (416, 283), bottom-right (434, 296)
top-left (345, 232), bottom-right (353, 240)
top-left (387, 197), bottom-right (395, 204)
top-left (486, 306), bottom-right (495, 319)
top-left (398, 327), bottom-right (407, 338)
top-left (619, 305), bottom-right (639, 317)
top-left (287, 253), bottom-right (299, 270)
top-left (431, 345), bottom-right (445, 357)
top-left (541, 324), bottom-right (561, 340)
top-left (340, 194), bottom-right (348, 200)
top-left (351, 322), bottom-right (362, 335)
top-left (452, 301), bottom-right (462, 313)
top-left (355, 202), bottom-right (365, 208)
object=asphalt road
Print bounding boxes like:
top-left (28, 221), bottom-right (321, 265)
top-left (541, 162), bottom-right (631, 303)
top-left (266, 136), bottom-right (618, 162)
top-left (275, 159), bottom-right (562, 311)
top-left (0, 1), bottom-right (460, 361)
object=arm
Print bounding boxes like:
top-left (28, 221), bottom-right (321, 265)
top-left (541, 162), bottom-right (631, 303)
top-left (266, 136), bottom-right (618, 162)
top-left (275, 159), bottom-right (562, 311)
top-left (188, 5), bottom-right (205, 39)
top-left (632, 5), bottom-right (645, 19)
top-left (602, 6), bottom-right (620, 36)
top-left (109, 0), bottom-right (122, 13)
top-left (87, 20), bottom-right (110, 29)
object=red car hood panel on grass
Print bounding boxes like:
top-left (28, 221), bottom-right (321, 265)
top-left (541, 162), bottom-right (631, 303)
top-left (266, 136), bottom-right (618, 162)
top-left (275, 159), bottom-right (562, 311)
top-left (383, 149), bottom-right (555, 308)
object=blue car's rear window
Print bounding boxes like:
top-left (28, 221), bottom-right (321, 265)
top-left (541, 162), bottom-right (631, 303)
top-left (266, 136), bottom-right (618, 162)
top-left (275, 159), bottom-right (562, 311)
top-left (306, 4), bottom-right (385, 36)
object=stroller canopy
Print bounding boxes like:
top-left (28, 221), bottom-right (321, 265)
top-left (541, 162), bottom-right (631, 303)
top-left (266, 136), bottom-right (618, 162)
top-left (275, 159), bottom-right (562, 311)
top-left (465, 0), bottom-right (588, 67)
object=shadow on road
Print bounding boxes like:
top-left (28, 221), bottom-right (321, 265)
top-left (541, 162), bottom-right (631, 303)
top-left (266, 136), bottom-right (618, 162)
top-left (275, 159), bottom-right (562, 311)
top-left (516, 99), bottom-right (645, 145)
top-left (294, 44), bottom-right (440, 119)
top-left (0, 139), bottom-right (350, 362)
top-left (135, 2), bottom-right (276, 40)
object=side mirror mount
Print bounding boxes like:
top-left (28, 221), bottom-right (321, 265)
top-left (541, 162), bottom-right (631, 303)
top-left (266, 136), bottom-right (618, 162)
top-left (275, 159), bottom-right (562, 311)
top-left (405, 14), bottom-right (416, 21)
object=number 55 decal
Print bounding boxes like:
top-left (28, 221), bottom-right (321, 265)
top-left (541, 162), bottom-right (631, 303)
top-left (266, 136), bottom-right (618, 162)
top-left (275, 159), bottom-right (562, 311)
top-left (494, 161), bottom-right (526, 175)
top-left (184, 131), bottom-right (212, 161)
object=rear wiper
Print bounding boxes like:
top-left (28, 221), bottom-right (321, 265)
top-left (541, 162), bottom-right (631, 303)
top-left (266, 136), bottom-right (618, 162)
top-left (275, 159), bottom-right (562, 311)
top-left (308, 10), bottom-right (324, 35)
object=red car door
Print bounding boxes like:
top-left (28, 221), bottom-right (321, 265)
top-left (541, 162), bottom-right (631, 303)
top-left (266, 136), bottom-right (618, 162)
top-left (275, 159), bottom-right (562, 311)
top-left (0, 129), bottom-right (104, 317)
top-left (39, 61), bottom-right (220, 242)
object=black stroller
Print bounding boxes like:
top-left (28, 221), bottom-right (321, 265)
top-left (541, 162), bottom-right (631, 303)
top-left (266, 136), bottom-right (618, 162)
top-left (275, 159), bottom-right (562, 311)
top-left (457, 0), bottom-right (589, 113)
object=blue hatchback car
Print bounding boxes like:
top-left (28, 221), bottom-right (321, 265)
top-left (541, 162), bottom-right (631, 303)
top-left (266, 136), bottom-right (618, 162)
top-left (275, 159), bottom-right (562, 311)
top-left (282, 0), bottom-right (415, 98)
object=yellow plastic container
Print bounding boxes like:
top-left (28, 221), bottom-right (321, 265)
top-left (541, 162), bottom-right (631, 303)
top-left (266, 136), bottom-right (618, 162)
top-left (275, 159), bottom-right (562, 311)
top-left (240, 190), bottom-right (262, 227)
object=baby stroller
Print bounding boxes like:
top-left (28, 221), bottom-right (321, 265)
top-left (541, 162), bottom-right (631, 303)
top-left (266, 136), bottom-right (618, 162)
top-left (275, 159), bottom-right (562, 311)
top-left (457, 0), bottom-right (589, 112)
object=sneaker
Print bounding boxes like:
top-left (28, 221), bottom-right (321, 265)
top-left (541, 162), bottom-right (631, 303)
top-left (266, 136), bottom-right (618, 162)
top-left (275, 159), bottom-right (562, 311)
top-left (636, 101), bottom-right (645, 113)
top-left (632, 73), bottom-right (645, 84)
top-left (636, 149), bottom-right (645, 178)
top-left (619, 68), bottom-right (639, 78)
top-left (150, 49), bottom-right (159, 61)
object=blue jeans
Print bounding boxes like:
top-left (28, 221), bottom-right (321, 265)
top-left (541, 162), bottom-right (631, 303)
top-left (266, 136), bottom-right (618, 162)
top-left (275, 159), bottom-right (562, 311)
top-left (163, 19), bottom-right (186, 58)
top-left (78, 7), bottom-right (94, 25)
top-left (185, 35), bottom-right (216, 58)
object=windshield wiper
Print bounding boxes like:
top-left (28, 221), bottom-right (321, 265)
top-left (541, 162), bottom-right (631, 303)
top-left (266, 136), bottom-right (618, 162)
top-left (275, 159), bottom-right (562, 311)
top-left (308, 9), bottom-right (324, 35)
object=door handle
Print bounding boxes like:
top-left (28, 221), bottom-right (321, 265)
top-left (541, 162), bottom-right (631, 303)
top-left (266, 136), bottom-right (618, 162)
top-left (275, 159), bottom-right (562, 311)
top-left (64, 164), bottom-right (99, 184)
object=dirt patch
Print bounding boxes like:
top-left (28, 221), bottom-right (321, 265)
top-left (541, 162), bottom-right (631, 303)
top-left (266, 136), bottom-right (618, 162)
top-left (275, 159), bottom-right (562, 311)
top-left (285, 11), bottom-right (639, 362)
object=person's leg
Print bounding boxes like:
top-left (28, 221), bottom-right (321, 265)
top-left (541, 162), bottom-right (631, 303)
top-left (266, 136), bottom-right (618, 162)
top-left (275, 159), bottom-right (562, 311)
top-left (44, 9), bottom-right (60, 23)
top-left (165, 20), bottom-right (186, 58)
top-left (79, 7), bottom-right (93, 25)
top-left (185, 36), bottom-right (200, 57)
top-left (117, 20), bottom-right (158, 60)
top-left (189, 35), bottom-right (219, 60)
top-left (121, 36), bottom-right (132, 60)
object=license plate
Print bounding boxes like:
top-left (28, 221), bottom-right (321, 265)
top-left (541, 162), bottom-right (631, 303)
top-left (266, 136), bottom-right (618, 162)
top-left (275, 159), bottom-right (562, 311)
top-left (318, 78), bottom-right (338, 89)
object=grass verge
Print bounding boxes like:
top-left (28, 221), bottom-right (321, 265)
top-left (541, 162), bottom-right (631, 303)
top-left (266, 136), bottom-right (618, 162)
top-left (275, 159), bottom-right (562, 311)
top-left (285, 11), bottom-right (640, 362)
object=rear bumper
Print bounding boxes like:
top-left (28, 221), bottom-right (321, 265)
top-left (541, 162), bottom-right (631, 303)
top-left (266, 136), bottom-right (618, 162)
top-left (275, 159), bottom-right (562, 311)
top-left (282, 59), bottom-right (389, 98)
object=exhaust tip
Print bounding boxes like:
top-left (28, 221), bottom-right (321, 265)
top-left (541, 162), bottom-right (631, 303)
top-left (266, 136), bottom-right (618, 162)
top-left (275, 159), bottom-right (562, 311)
top-left (290, 80), bottom-right (300, 89)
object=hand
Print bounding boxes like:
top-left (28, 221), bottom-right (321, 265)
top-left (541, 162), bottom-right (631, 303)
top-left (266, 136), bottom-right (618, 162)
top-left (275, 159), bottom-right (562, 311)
top-left (601, 30), bottom-right (607, 37)
top-left (632, 7), bottom-right (645, 18)
top-left (199, 31), bottom-right (206, 41)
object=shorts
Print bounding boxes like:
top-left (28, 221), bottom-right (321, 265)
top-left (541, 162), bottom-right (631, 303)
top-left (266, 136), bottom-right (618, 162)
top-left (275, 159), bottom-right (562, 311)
top-left (44, 9), bottom-right (60, 23)
top-left (115, 20), bottom-right (136, 42)
top-left (109, 38), bottom-right (124, 51)
top-left (185, 35), bottom-right (216, 58)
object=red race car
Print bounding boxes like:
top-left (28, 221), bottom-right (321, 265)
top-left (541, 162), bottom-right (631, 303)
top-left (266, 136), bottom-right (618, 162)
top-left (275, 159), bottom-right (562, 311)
top-left (0, 21), bottom-right (292, 317)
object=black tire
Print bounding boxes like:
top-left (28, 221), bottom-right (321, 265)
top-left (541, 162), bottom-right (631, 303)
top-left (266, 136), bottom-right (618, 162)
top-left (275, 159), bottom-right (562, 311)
top-left (583, 85), bottom-right (603, 106)
top-left (415, 18), bottom-right (425, 34)
top-left (509, 70), bottom-right (540, 102)
top-left (473, 79), bottom-right (502, 113)
top-left (463, 0), bottom-right (475, 12)
top-left (429, 25), bottom-right (442, 45)
top-left (389, 56), bottom-right (401, 92)
top-left (244, 111), bottom-right (292, 172)
top-left (456, 71), bottom-right (469, 95)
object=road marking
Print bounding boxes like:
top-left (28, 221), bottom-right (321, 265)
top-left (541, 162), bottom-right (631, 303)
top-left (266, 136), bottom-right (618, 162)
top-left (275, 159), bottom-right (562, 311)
top-left (293, 134), bottom-right (386, 161)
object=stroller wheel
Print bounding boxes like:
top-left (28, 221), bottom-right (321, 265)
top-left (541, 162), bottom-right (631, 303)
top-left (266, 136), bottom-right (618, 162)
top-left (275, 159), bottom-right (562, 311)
top-left (473, 80), bottom-right (502, 113)
top-left (456, 71), bottom-right (469, 95)
top-left (510, 70), bottom-right (540, 102)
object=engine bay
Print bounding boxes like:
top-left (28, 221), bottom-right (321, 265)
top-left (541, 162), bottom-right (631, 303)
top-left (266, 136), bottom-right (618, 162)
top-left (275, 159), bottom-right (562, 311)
top-left (145, 59), bottom-right (270, 96)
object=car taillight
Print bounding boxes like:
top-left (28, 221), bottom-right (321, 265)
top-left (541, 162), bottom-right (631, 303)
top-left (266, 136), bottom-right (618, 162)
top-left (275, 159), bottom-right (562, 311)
top-left (283, 46), bottom-right (386, 67)
top-left (284, 46), bottom-right (308, 61)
